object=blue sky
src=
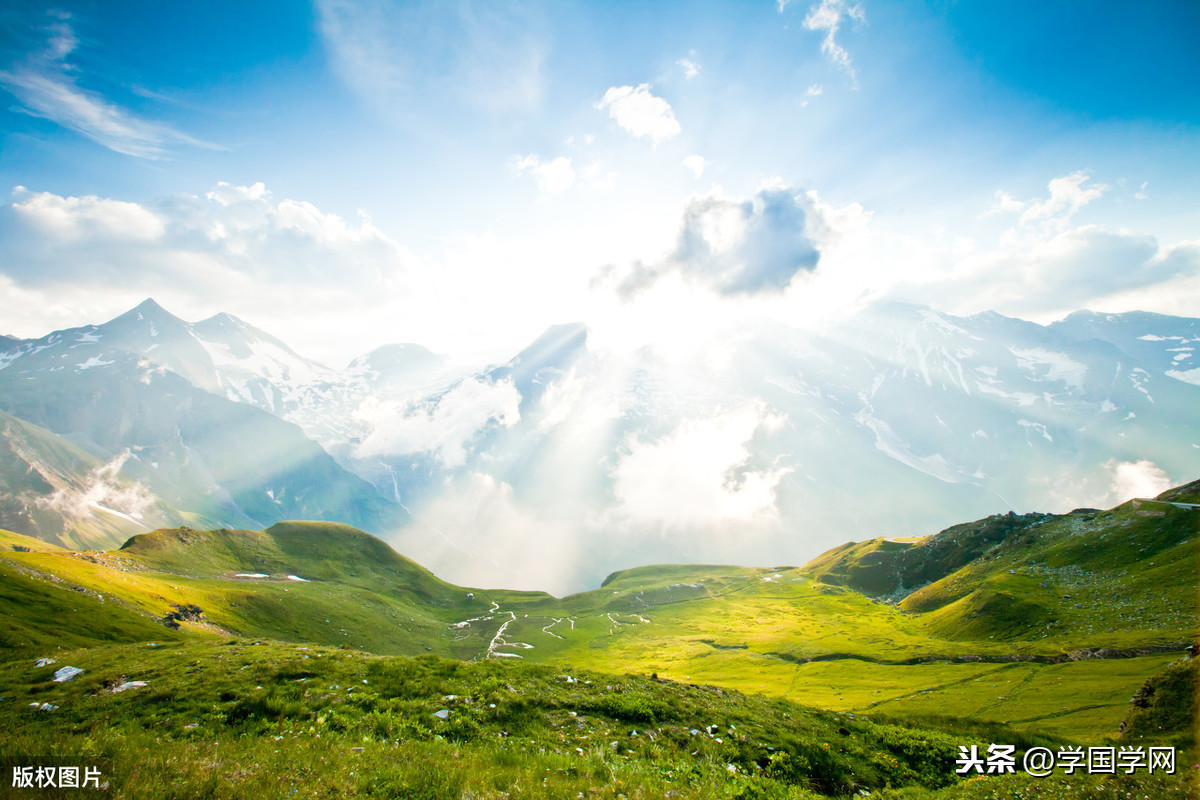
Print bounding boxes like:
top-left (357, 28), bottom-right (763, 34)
top-left (1, 0), bottom-right (1197, 364)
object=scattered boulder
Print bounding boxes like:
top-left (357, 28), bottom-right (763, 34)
top-left (162, 603), bottom-right (204, 628)
top-left (35, 658), bottom-right (55, 668)
top-left (52, 666), bottom-right (83, 682)
top-left (110, 681), bottom-right (148, 693)
top-left (433, 709), bottom-right (451, 720)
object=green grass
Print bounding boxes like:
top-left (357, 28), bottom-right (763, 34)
top-left (0, 527), bottom-right (65, 552)
top-left (0, 484), bottom-right (1195, 797)
top-left (0, 640), bottom-right (1191, 799)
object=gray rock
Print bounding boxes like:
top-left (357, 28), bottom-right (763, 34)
top-left (52, 666), bottom-right (83, 682)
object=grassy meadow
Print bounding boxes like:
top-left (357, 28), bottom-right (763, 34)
top-left (0, 485), bottom-right (1196, 797)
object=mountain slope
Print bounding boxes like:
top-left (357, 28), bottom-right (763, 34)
top-left (0, 410), bottom-right (197, 549)
top-left (4, 298), bottom-right (1199, 592)
top-left (0, 312), bottom-right (408, 542)
top-left (2, 481), bottom-right (1193, 741)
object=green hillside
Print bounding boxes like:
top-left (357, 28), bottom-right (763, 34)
top-left (0, 640), bottom-right (1188, 800)
top-left (0, 410), bottom-right (192, 550)
top-left (0, 483), bottom-right (1196, 796)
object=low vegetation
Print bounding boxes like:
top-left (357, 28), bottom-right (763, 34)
top-left (0, 640), bottom-right (1192, 798)
top-left (0, 481), bottom-right (1196, 797)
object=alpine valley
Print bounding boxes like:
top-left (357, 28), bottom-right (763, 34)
top-left (0, 300), bottom-right (1196, 799)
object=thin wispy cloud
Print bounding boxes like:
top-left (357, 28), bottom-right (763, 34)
top-left (315, 0), bottom-right (547, 120)
top-left (801, 0), bottom-right (865, 84)
top-left (0, 13), bottom-right (215, 159)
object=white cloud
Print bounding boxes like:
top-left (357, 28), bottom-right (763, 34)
top-left (513, 154), bottom-right (577, 196)
top-left (802, 0), bottom-right (865, 83)
top-left (795, 170), bottom-right (1200, 324)
top-left (613, 184), bottom-right (823, 297)
top-left (802, 83), bottom-right (823, 106)
top-left (392, 472), bottom-right (583, 594)
top-left (0, 15), bottom-right (215, 159)
top-left (683, 154), bottom-right (708, 177)
top-left (353, 377), bottom-right (521, 467)
top-left (36, 452), bottom-right (156, 523)
top-left (11, 187), bottom-right (165, 241)
top-left (610, 404), bottom-right (789, 530)
top-left (991, 171), bottom-right (1110, 231)
top-left (677, 58), bottom-right (700, 79)
top-left (6, 182), bottom-right (412, 289)
top-left (1106, 459), bottom-right (1172, 503)
top-left (595, 84), bottom-right (681, 143)
top-left (929, 226), bottom-right (1200, 316)
top-left (0, 181), bottom-right (426, 365)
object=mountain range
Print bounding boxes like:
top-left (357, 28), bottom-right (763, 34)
top-left (1, 298), bottom-right (1197, 592)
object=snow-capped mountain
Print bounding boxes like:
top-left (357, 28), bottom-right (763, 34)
top-left (1, 298), bottom-right (1196, 592)
top-left (0, 300), bottom-right (408, 547)
top-left (1049, 310), bottom-right (1200, 387)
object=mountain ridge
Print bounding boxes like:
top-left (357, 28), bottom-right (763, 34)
top-left (2, 298), bottom-right (1198, 592)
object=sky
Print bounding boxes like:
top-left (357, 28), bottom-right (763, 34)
top-left (1, 0), bottom-right (1198, 367)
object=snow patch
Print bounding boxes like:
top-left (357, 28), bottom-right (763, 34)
top-left (287, 575), bottom-right (309, 582)
top-left (976, 383), bottom-right (1038, 406)
top-left (854, 405), bottom-right (961, 483)
top-left (77, 356), bottom-right (115, 370)
top-left (90, 503), bottom-right (149, 527)
top-left (1008, 347), bottom-right (1087, 388)
top-left (917, 309), bottom-right (968, 336)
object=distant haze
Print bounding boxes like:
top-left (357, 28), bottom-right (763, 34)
top-left (1, 299), bottom-right (1195, 595)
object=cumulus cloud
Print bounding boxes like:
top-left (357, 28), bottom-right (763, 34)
top-left (10, 186), bottom-right (165, 241)
top-left (927, 225), bottom-right (1200, 315)
top-left (683, 154), bottom-right (708, 177)
top-left (840, 170), bottom-right (1200, 321)
top-left (677, 57), bottom-right (700, 79)
top-left (0, 181), bottom-right (425, 365)
top-left (801, 0), bottom-right (865, 83)
top-left (595, 84), bottom-right (681, 143)
top-left (4, 182), bottom-right (412, 291)
top-left (0, 13), bottom-right (215, 159)
top-left (513, 154), bottom-right (576, 196)
top-left (353, 377), bottom-right (521, 467)
top-left (615, 185), bottom-right (823, 297)
top-left (610, 404), bottom-right (789, 530)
